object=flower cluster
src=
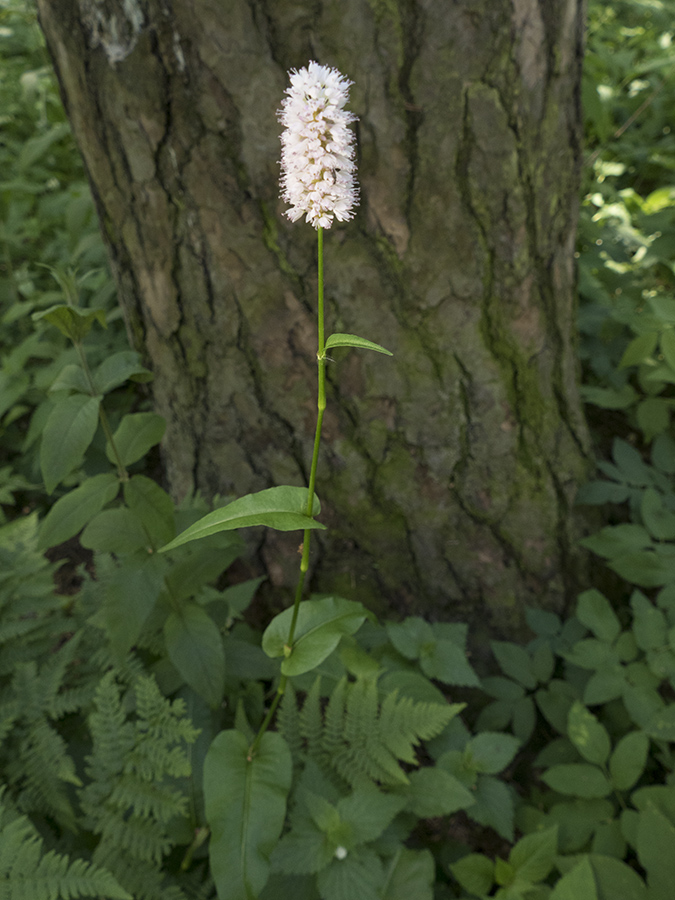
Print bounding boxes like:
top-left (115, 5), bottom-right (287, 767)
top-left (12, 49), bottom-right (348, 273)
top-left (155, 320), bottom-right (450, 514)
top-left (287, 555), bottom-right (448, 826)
top-left (279, 61), bottom-right (358, 229)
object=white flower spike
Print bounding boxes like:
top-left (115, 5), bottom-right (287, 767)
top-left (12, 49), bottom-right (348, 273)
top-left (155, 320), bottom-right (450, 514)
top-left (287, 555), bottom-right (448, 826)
top-left (279, 60), bottom-right (359, 229)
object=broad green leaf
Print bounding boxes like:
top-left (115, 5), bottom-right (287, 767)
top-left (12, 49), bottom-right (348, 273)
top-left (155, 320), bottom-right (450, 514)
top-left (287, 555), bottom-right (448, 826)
top-left (164, 603), bottom-right (225, 708)
top-left (317, 847), bottom-right (384, 900)
top-left (611, 551), bottom-right (674, 589)
top-left (644, 705), bottom-right (675, 740)
top-left (406, 767), bottom-right (475, 817)
top-left (107, 412), bottom-right (166, 467)
top-left (661, 328), bottom-right (675, 370)
top-left (509, 825), bottom-right (558, 884)
top-left (92, 553), bottom-right (167, 658)
top-left (40, 394), bottom-right (100, 493)
top-left (80, 507), bottom-right (149, 553)
top-left (491, 641), bottom-right (537, 689)
top-left (567, 702), bottom-right (611, 766)
top-left (93, 350), bottom-right (153, 394)
top-left (637, 398), bottom-right (671, 442)
top-left (32, 303), bottom-right (106, 342)
top-left (619, 331), bottom-right (658, 368)
top-left (381, 848), bottom-right (434, 900)
top-left (464, 732), bottom-right (520, 775)
top-left (609, 731), bottom-right (649, 791)
top-left (450, 854), bottom-right (494, 897)
top-left (419, 639), bottom-right (480, 687)
top-left (48, 363), bottom-right (90, 394)
top-left (124, 474), bottom-right (175, 548)
top-left (550, 857), bottom-right (597, 900)
top-left (631, 591), bottom-right (667, 651)
top-left (637, 804), bottom-right (675, 899)
top-left (204, 730), bottom-right (292, 900)
top-left (38, 472), bottom-right (119, 548)
top-left (589, 855), bottom-right (647, 900)
top-left (541, 764), bottom-right (611, 799)
top-left (160, 486), bottom-right (324, 553)
top-left (641, 488), bottom-right (675, 541)
top-left (262, 596), bottom-right (368, 676)
top-left (385, 617), bottom-right (433, 659)
top-left (338, 785), bottom-right (406, 843)
top-left (576, 590), bottom-right (621, 643)
top-left (467, 775), bottom-right (514, 841)
top-left (324, 333), bottom-right (393, 356)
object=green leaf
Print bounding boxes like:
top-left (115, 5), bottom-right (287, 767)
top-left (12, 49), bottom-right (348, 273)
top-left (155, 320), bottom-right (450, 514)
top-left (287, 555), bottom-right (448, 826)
top-left (386, 617), bottom-right (433, 659)
top-left (450, 854), bottom-right (494, 897)
top-left (382, 848), bottom-right (434, 900)
top-left (661, 328), bottom-right (675, 370)
top-left (32, 303), bottom-right (107, 342)
top-left (40, 394), bottom-right (100, 493)
top-left (406, 767), bottom-right (475, 817)
top-left (164, 603), bottom-right (226, 708)
top-left (619, 331), bottom-right (659, 368)
top-left (123, 474), bottom-right (175, 549)
top-left (324, 333), bottom-right (393, 356)
top-left (93, 350), bottom-right (153, 394)
top-left (641, 488), bottom-right (675, 540)
top-left (48, 363), bottom-right (90, 394)
top-left (262, 596), bottom-right (368, 676)
top-left (609, 731), bottom-right (649, 791)
top-left (38, 472), bottom-right (119, 548)
top-left (491, 641), bottom-right (537, 689)
top-left (637, 804), bottom-right (675, 899)
top-left (107, 412), bottom-right (166, 467)
top-left (550, 857), bottom-right (597, 900)
top-left (80, 507), bottom-right (149, 553)
top-left (631, 591), bottom-right (667, 651)
top-left (637, 398), bottom-right (671, 442)
top-left (541, 764), bottom-right (611, 799)
top-left (419, 639), bottom-right (480, 687)
top-left (464, 732), bottom-right (520, 775)
top-left (567, 702), bottom-right (611, 766)
top-left (644, 705), bottom-right (675, 740)
top-left (509, 826), bottom-right (558, 884)
top-left (468, 775), bottom-right (514, 841)
top-left (160, 486), bottom-right (324, 552)
top-left (576, 590), bottom-right (621, 643)
top-left (92, 553), bottom-right (167, 658)
top-left (205, 730), bottom-right (292, 900)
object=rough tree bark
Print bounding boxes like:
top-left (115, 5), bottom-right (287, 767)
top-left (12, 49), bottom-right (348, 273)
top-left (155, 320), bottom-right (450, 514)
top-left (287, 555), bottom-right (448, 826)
top-left (37, 0), bottom-right (590, 634)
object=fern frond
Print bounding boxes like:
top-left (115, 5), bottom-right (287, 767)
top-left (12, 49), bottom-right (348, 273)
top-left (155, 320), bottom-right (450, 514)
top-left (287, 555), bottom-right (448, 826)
top-left (0, 788), bottom-right (130, 900)
top-left (277, 681), bottom-right (303, 762)
top-left (300, 676), bottom-right (323, 760)
top-left (321, 675), bottom-right (347, 762)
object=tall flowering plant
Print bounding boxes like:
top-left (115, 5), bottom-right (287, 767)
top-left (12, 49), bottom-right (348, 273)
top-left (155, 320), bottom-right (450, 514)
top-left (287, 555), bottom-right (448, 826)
top-left (159, 61), bottom-right (392, 899)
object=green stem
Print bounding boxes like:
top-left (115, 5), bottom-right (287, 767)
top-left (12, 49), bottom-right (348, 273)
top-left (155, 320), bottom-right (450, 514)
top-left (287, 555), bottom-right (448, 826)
top-left (74, 340), bottom-right (129, 483)
top-left (249, 227), bottom-right (326, 757)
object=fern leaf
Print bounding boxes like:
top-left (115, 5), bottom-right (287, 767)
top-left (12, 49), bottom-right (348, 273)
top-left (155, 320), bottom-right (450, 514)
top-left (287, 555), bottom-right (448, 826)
top-left (277, 681), bottom-right (303, 762)
top-left (300, 676), bottom-right (323, 760)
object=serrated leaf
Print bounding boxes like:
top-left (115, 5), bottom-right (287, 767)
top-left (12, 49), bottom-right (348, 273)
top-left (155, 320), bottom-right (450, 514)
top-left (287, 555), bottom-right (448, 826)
top-left (406, 767), bottom-right (475, 817)
top-left (464, 732), bottom-right (520, 775)
top-left (550, 857), bottom-right (597, 900)
top-left (419, 639), bottom-right (480, 687)
top-left (509, 825), bottom-right (558, 884)
top-left (450, 854), bottom-right (494, 897)
top-left (262, 596), bottom-right (368, 676)
top-left (124, 474), bottom-right (175, 548)
top-left (324, 333), bottom-right (393, 356)
top-left (165, 603), bottom-right (225, 707)
top-left (160, 486), bottom-right (324, 552)
top-left (38, 472), bottom-right (119, 548)
top-left (40, 394), bottom-right (100, 493)
top-left (576, 589), bottom-right (621, 643)
top-left (107, 412), bottom-right (166, 467)
top-left (567, 702), bottom-right (611, 766)
top-left (205, 730), bottom-right (292, 900)
top-left (491, 641), bottom-right (537, 689)
top-left (382, 848), bottom-right (434, 900)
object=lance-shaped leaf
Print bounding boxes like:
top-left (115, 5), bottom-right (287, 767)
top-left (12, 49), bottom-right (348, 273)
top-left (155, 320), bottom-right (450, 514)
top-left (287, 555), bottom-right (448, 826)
top-left (164, 603), bottom-right (226, 708)
top-left (40, 393), bottom-right (100, 493)
top-left (262, 596), bottom-right (370, 676)
top-left (205, 730), bottom-right (292, 900)
top-left (325, 332), bottom-right (393, 356)
top-left (159, 486), bottom-right (324, 553)
top-left (107, 412), bottom-right (166, 467)
top-left (38, 471), bottom-right (119, 549)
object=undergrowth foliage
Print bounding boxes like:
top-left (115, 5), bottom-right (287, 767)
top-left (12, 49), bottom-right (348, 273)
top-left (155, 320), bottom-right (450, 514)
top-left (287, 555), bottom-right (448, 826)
top-left (2, 1), bottom-right (675, 899)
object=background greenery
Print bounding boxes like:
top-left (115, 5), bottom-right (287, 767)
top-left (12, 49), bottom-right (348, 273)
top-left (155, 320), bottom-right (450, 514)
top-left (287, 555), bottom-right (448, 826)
top-left (1, 0), bottom-right (675, 898)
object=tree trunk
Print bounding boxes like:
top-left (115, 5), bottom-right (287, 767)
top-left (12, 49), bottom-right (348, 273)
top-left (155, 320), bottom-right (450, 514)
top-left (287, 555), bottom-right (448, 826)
top-left (37, 0), bottom-right (590, 634)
